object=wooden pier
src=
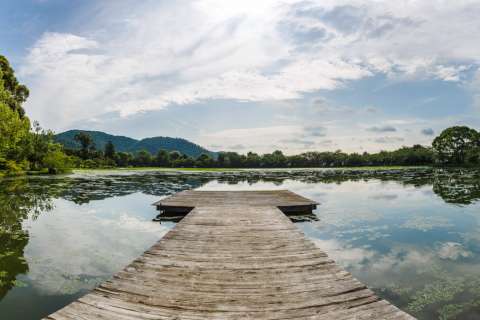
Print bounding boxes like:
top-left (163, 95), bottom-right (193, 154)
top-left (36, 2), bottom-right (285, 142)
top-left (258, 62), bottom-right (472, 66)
top-left (45, 190), bottom-right (414, 319)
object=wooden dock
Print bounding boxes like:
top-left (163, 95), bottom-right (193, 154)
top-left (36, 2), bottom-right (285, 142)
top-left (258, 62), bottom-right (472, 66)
top-left (45, 190), bottom-right (414, 319)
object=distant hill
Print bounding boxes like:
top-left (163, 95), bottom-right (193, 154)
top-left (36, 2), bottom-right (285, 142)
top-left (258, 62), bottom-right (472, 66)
top-left (55, 130), bottom-right (217, 159)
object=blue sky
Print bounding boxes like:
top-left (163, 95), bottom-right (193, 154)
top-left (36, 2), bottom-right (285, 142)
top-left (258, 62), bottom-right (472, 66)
top-left (2, 0), bottom-right (480, 153)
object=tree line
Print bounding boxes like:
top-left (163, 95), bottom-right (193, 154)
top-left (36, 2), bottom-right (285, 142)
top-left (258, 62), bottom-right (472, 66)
top-left (2, 52), bottom-right (480, 174)
top-left (66, 129), bottom-right (436, 168)
top-left (66, 126), bottom-right (480, 169)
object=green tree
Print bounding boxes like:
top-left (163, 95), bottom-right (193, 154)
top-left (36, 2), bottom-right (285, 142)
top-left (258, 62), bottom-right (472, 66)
top-left (217, 152), bottom-right (227, 167)
top-left (74, 132), bottom-right (94, 159)
top-left (245, 152), bottom-right (261, 167)
top-left (222, 152), bottom-right (245, 167)
top-left (42, 148), bottom-right (71, 174)
top-left (104, 141), bottom-right (116, 159)
top-left (0, 55), bottom-right (29, 117)
top-left (174, 154), bottom-right (194, 167)
top-left (169, 151), bottom-right (182, 162)
top-left (196, 153), bottom-right (214, 167)
top-left (261, 150), bottom-right (287, 167)
top-left (0, 58), bottom-right (31, 170)
top-left (155, 150), bottom-right (170, 167)
top-left (25, 121), bottom-right (56, 170)
top-left (115, 152), bottom-right (133, 167)
top-left (432, 126), bottom-right (480, 165)
top-left (134, 150), bottom-right (152, 166)
top-left (0, 102), bottom-right (30, 170)
top-left (0, 54), bottom-right (71, 174)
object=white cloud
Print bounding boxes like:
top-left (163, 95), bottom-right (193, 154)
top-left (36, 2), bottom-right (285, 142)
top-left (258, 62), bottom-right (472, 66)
top-left (437, 242), bottom-right (472, 260)
top-left (22, 198), bottom-right (169, 295)
top-left (313, 238), bottom-right (374, 268)
top-left (20, 0), bottom-right (480, 135)
top-left (203, 125), bottom-right (301, 139)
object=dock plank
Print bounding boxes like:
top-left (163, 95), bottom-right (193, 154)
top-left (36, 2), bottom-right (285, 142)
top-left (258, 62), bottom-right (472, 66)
top-left (45, 191), bottom-right (414, 319)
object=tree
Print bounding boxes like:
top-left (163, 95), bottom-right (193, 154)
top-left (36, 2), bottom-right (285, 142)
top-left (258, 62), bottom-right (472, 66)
top-left (155, 150), bottom-right (170, 167)
top-left (0, 55), bottom-right (29, 117)
top-left (42, 148), bottom-right (71, 174)
top-left (115, 152), bottom-right (133, 167)
top-left (0, 60), bottom-right (31, 170)
top-left (261, 150), bottom-right (287, 167)
top-left (169, 151), bottom-right (181, 164)
top-left (0, 54), bottom-right (71, 174)
top-left (74, 132), bottom-right (94, 159)
top-left (25, 121), bottom-right (56, 170)
top-left (245, 152), bottom-right (261, 167)
top-left (104, 141), bottom-right (116, 159)
top-left (217, 152), bottom-right (227, 167)
top-left (432, 126), bottom-right (480, 165)
top-left (196, 153), bottom-right (214, 167)
top-left (134, 150), bottom-right (152, 166)
top-left (223, 152), bottom-right (245, 167)
top-left (174, 154), bottom-right (194, 167)
top-left (0, 102), bottom-right (30, 169)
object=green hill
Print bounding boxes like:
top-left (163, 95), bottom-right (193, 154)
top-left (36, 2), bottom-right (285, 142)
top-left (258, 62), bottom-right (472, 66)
top-left (55, 130), bottom-right (217, 159)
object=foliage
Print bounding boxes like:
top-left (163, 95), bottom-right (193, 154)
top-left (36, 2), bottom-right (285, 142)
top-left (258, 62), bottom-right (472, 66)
top-left (115, 152), bottom-right (133, 167)
top-left (104, 141), bottom-right (115, 160)
top-left (25, 121), bottom-right (59, 170)
top-left (134, 150), bottom-right (153, 166)
top-left (42, 148), bottom-right (72, 174)
top-left (0, 54), bottom-right (71, 175)
top-left (433, 126), bottom-right (480, 165)
top-left (74, 132), bottom-right (95, 159)
top-left (0, 102), bottom-right (30, 166)
top-left (0, 55), bottom-right (29, 117)
top-left (155, 150), bottom-right (170, 166)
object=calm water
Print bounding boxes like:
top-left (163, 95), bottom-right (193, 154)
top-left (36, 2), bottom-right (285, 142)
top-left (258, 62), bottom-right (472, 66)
top-left (1, 168), bottom-right (480, 320)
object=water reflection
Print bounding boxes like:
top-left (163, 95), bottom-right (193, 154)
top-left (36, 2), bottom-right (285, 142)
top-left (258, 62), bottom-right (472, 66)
top-left (432, 169), bottom-right (480, 205)
top-left (0, 168), bottom-right (479, 320)
top-left (0, 178), bottom-right (54, 300)
top-left (13, 168), bottom-right (480, 207)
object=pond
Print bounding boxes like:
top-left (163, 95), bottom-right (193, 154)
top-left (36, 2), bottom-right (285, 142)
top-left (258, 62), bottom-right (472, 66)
top-left (0, 168), bottom-right (479, 319)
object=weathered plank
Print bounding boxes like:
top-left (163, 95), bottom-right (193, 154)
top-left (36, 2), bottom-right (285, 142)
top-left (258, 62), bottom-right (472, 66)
top-left (45, 191), bottom-right (415, 320)
top-left (154, 190), bottom-right (319, 208)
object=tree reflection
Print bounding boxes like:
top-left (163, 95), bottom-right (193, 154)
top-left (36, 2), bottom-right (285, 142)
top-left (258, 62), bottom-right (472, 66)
top-left (432, 169), bottom-right (480, 205)
top-left (56, 174), bottom-right (210, 204)
top-left (0, 177), bottom-right (54, 299)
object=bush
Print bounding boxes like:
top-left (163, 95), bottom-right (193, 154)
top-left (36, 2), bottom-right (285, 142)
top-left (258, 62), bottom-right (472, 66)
top-left (83, 159), bottom-right (97, 169)
top-left (4, 160), bottom-right (24, 175)
top-left (42, 150), bottom-right (72, 174)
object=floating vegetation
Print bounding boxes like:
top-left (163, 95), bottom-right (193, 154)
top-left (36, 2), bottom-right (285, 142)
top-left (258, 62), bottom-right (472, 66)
top-left (407, 278), bottom-right (465, 313)
top-left (0, 167), bottom-right (479, 319)
top-left (380, 263), bottom-right (480, 319)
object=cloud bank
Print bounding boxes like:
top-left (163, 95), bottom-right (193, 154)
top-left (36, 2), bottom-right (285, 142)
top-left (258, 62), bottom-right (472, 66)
top-left (21, 1), bottom-right (480, 126)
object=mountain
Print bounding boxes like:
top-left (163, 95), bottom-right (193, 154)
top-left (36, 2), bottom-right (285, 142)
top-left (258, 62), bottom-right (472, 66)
top-left (55, 130), bottom-right (137, 151)
top-left (54, 130), bottom-right (217, 159)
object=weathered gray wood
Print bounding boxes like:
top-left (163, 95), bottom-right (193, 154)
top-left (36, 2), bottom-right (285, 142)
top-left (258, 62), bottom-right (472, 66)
top-left (154, 190), bottom-right (319, 208)
top-left (45, 191), bottom-right (415, 319)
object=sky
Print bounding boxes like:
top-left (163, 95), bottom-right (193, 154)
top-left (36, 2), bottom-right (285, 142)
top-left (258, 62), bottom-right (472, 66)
top-left (1, 0), bottom-right (480, 154)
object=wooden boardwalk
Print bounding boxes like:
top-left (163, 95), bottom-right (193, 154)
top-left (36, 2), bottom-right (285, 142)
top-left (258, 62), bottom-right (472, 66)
top-left (45, 190), bottom-right (414, 320)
